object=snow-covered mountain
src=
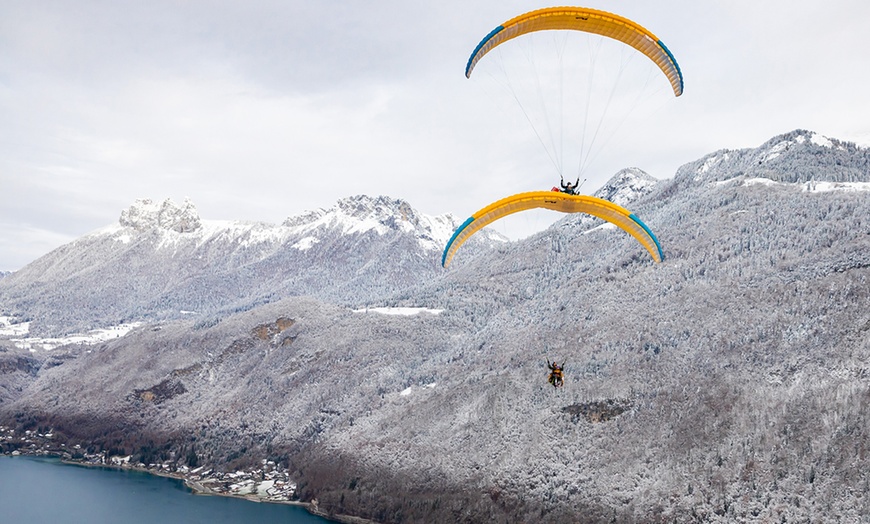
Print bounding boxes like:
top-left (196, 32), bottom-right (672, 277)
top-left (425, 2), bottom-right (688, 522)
top-left (677, 129), bottom-right (870, 186)
top-left (2, 130), bottom-right (869, 523)
top-left (0, 195), bottom-right (502, 337)
top-left (548, 167), bottom-right (662, 235)
top-left (282, 195), bottom-right (458, 253)
top-left (118, 197), bottom-right (203, 233)
top-left (593, 166), bottom-right (660, 206)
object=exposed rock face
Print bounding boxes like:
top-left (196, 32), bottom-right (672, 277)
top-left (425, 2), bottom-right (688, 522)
top-left (119, 198), bottom-right (202, 233)
top-left (562, 399), bottom-right (632, 423)
top-left (132, 379), bottom-right (187, 405)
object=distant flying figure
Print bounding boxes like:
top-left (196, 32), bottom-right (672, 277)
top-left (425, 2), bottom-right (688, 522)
top-left (547, 359), bottom-right (565, 388)
top-left (560, 176), bottom-right (581, 195)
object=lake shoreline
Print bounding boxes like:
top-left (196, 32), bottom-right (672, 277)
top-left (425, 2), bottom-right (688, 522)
top-left (65, 457), bottom-right (376, 524)
top-left (1, 428), bottom-right (378, 524)
top-left (154, 465), bottom-right (375, 524)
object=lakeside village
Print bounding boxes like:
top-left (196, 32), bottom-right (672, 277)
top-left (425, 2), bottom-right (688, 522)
top-left (0, 424), bottom-right (298, 503)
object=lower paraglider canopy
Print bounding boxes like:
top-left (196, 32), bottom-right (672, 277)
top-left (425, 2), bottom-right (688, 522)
top-left (441, 191), bottom-right (663, 268)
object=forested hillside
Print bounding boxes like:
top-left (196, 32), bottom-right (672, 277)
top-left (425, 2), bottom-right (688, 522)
top-left (2, 130), bottom-right (868, 523)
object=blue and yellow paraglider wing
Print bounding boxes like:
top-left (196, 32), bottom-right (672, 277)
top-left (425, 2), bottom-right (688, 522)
top-left (442, 191), bottom-right (663, 267)
top-left (465, 6), bottom-right (683, 97)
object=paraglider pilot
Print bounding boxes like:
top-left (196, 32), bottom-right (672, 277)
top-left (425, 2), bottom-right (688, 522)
top-left (560, 176), bottom-right (580, 195)
top-left (547, 359), bottom-right (565, 388)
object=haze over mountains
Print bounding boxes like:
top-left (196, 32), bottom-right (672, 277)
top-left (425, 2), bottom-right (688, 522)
top-left (2, 129), bottom-right (869, 523)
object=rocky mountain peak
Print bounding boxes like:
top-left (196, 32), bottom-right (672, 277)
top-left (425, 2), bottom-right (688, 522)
top-left (284, 195), bottom-right (418, 229)
top-left (335, 195), bottom-right (422, 228)
top-left (675, 129), bottom-right (870, 186)
top-left (119, 198), bottom-right (202, 233)
top-left (593, 167), bottom-right (660, 207)
top-left (282, 195), bottom-right (458, 249)
top-left (550, 168), bottom-right (660, 234)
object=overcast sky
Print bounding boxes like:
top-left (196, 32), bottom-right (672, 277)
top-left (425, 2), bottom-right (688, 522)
top-left (2, 0), bottom-right (869, 271)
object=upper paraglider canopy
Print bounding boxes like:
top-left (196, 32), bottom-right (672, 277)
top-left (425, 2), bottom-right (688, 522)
top-left (465, 6), bottom-right (683, 97)
top-left (441, 191), bottom-right (663, 268)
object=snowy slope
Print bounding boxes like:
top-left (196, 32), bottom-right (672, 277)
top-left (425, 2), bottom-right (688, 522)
top-left (0, 195), bottom-right (502, 337)
top-left (678, 129), bottom-right (870, 185)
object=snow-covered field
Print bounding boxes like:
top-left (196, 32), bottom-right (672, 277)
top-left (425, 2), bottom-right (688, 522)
top-left (714, 177), bottom-right (870, 193)
top-left (0, 318), bottom-right (143, 351)
top-left (352, 307), bottom-right (443, 316)
top-left (802, 180), bottom-right (870, 193)
top-left (0, 316), bottom-right (29, 337)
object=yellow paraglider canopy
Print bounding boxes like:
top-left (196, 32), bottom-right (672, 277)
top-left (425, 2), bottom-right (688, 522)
top-left (441, 191), bottom-right (663, 268)
top-left (465, 6), bottom-right (683, 97)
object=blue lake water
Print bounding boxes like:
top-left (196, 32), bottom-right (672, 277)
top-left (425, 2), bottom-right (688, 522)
top-left (0, 456), bottom-right (331, 524)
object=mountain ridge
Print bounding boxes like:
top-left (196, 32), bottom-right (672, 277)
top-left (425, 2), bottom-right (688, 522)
top-left (0, 169), bottom-right (661, 338)
top-left (0, 194), bottom-right (503, 337)
top-left (675, 129), bottom-right (870, 185)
